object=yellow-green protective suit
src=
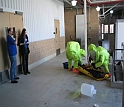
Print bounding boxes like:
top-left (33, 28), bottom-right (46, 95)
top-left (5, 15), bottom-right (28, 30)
top-left (88, 44), bottom-right (110, 73)
top-left (66, 41), bottom-right (86, 69)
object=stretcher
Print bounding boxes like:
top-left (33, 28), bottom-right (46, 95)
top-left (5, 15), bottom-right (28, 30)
top-left (78, 64), bottom-right (111, 81)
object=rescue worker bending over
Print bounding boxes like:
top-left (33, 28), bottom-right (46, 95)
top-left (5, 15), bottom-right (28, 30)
top-left (66, 41), bottom-right (86, 73)
top-left (88, 44), bottom-right (110, 74)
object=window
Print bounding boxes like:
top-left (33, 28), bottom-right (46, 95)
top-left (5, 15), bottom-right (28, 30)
top-left (102, 24), bottom-right (104, 33)
top-left (110, 24), bottom-right (114, 33)
top-left (104, 25), bottom-right (108, 33)
top-left (102, 34), bottom-right (104, 39)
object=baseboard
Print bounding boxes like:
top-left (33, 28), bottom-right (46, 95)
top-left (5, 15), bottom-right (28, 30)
top-left (28, 53), bottom-right (56, 70)
top-left (60, 49), bottom-right (65, 53)
top-left (0, 65), bottom-right (22, 84)
top-left (0, 70), bottom-right (9, 84)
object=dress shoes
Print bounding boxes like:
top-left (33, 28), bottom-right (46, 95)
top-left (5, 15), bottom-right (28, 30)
top-left (11, 80), bottom-right (18, 83)
top-left (14, 77), bottom-right (19, 79)
top-left (27, 71), bottom-right (30, 74)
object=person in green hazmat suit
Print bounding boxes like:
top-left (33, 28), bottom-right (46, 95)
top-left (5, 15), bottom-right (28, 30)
top-left (88, 44), bottom-right (110, 74)
top-left (66, 41), bottom-right (86, 73)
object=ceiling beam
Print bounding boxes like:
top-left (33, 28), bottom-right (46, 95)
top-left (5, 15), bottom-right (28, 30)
top-left (64, 0), bottom-right (72, 5)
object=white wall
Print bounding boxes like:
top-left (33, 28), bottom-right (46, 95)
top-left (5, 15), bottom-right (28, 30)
top-left (115, 19), bottom-right (124, 60)
top-left (0, 0), bottom-right (65, 42)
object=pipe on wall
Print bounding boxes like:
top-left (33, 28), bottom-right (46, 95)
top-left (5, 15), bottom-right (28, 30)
top-left (76, 0), bottom-right (124, 6)
top-left (86, 0), bottom-right (124, 6)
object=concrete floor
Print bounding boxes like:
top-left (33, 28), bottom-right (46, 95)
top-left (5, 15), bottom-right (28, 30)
top-left (0, 53), bottom-right (122, 107)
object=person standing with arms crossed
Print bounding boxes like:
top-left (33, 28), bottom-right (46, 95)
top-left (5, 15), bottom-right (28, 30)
top-left (7, 28), bottom-right (19, 83)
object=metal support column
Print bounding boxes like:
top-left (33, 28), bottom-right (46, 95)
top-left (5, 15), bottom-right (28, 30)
top-left (84, 0), bottom-right (87, 62)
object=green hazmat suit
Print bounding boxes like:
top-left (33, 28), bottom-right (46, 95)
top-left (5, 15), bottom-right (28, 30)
top-left (88, 44), bottom-right (110, 73)
top-left (66, 41), bottom-right (86, 68)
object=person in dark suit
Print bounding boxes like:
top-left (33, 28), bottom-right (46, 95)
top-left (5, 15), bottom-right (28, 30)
top-left (18, 28), bottom-right (30, 75)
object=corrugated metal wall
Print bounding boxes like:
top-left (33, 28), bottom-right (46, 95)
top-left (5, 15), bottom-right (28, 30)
top-left (0, 0), bottom-right (65, 42)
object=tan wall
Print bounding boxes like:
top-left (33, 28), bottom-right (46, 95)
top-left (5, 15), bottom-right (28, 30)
top-left (64, 7), bottom-right (99, 46)
top-left (87, 7), bottom-right (99, 45)
top-left (60, 36), bottom-right (65, 51)
top-left (64, 9), bottom-right (78, 45)
top-left (28, 36), bottom-right (65, 64)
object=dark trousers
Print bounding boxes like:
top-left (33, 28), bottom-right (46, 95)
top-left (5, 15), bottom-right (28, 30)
top-left (21, 49), bottom-right (29, 74)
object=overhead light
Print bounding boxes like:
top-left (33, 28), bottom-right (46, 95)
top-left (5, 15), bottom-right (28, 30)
top-left (71, 0), bottom-right (77, 6)
top-left (96, 6), bottom-right (100, 12)
top-left (110, 10), bottom-right (113, 14)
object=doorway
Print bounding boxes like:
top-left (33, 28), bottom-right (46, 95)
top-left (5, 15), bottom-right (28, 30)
top-left (0, 12), bottom-right (23, 71)
top-left (54, 19), bottom-right (60, 56)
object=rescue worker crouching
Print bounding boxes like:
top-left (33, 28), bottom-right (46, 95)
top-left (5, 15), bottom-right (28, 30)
top-left (66, 41), bottom-right (86, 73)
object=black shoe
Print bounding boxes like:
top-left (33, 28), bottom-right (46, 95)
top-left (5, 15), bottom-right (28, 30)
top-left (24, 73), bottom-right (27, 75)
top-left (11, 80), bottom-right (18, 83)
top-left (27, 71), bottom-right (30, 74)
top-left (14, 77), bottom-right (19, 79)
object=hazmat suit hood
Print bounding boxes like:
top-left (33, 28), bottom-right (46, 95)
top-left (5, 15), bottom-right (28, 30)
top-left (88, 44), bottom-right (97, 52)
top-left (88, 44), bottom-right (97, 60)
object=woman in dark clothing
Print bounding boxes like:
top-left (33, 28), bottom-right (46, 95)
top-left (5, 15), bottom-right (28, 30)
top-left (18, 28), bottom-right (30, 75)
